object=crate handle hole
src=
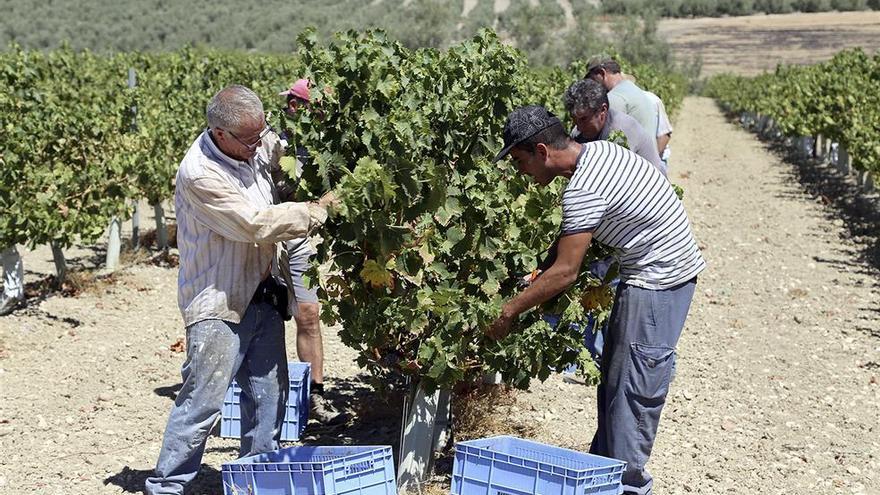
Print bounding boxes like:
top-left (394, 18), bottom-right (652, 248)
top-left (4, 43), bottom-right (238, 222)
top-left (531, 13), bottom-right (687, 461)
top-left (345, 461), bottom-right (375, 475)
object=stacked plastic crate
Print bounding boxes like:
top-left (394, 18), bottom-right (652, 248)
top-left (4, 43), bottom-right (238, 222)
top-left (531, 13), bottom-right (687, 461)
top-left (219, 362), bottom-right (311, 441)
top-left (452, 436), bottom-right (626, 495)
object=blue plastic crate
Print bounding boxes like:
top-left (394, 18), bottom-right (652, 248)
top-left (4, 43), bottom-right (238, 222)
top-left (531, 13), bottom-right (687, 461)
top-left (452, 436), bottom-right (626, 495)
top-left (222, 445), bottom-right (397, 495)
top-left (220, 362), bottom-right (311, 441)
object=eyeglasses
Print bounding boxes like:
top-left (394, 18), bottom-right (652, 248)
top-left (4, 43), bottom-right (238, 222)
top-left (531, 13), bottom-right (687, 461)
top-left (223, 123), bottom-right (271, 152)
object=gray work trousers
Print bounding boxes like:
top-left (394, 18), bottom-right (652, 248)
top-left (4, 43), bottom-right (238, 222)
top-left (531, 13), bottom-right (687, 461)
top-left (590, 278), bottom-right (697, 495)
top-left (1, 245), bottom-right (23, 299)
top-left (145, 301), bottom-right (288, 495)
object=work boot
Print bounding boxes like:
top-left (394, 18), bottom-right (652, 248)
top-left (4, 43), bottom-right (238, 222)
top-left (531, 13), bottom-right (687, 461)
top-left (0, 295), bottom-right (23, 316)
top-left (309, 393), bottom-right (350, 426)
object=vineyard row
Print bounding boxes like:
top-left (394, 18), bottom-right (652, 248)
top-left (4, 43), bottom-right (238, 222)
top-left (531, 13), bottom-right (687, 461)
top-left (0, 32), bottom-right (686, 256)
top-left (704, 48), bottom-right (880, 186)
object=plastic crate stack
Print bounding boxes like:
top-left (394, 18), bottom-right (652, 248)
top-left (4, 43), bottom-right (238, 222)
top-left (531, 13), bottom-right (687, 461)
top-left (222, 445), bottom-right (397, 495)
top-left (220, 362), bottom-right (311, 441)
top-left (452, 436), bottom-right (626, 495)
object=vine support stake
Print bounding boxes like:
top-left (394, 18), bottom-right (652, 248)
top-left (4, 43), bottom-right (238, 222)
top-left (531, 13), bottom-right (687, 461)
top-left (106, 217), bottom-right (122, 272)
top-left (397, 380), bottom-right (451, 493)
top-left (799, 136), bottom-right (814, 159)
top-left (757, 115), bottom-right (769, 135)
top-left (128, 68), bottom-right (140, 251)
top-left (837, 145), bottom-right (851, 175)
top-left (50, 242), bottom-right (67, 287)
top-left (154, 203), bottom-right (168, 250)
top-left (858, 171), bottom-right (875, 194)
top-left (132, 200), bottom-right (140, 250)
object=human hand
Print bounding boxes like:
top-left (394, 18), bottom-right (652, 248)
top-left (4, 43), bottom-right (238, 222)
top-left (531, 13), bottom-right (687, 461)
top-left (486, 308), bottom-right (515, 340)
top-left (317, 191), bottom-right (340, 210)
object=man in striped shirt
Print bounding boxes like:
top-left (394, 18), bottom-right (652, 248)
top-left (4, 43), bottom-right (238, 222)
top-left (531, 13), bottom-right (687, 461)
top-left (487, 105), bottom-right (705, 495)
top-left (145, 85), bottom-right (334, 495)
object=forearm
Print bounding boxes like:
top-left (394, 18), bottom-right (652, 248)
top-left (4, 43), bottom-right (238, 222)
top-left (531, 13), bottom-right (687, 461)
top-left (186, 178), bottom-right (327, 244)
top-left (504, 265), bottom-right (576, 318)
top-left (487, 231), bottom-right (592, 340)
top-left (245, 202), bottom-right (327, 244)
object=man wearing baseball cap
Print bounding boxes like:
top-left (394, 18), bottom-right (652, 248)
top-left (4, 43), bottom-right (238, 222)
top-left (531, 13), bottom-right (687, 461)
top-left (487, 105), bottom-right (705, 495)
top-left (585, 56), bottom-right (659, 146)
top-left (280, 78), bottom-right (311, 113)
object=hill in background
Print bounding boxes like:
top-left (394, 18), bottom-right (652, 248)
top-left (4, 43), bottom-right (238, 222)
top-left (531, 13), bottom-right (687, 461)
top-left (659, 10), bottom-right (880, 75)
top-left (6, 0), bottom-right (879, 76)
top-left (1, 0), bottom-right (677, 69)
top-left (2, 0), bottom-right (585, 53)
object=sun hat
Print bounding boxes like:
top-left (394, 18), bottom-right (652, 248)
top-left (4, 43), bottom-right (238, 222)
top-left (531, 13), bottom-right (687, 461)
top-left (279, 78), bottom-right (310, 101)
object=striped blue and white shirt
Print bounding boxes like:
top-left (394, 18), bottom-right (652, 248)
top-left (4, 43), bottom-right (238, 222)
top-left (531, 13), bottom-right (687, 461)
top-left (562, 141), bottom-right (705, 289)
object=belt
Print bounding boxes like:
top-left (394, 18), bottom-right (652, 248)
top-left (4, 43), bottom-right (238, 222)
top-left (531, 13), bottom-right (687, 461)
top-left (252, 277), bottom-right (280, 305)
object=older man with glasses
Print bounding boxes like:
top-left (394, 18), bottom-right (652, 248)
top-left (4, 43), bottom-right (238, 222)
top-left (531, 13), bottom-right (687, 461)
top-left (145, 84), bottom-right (336, 495)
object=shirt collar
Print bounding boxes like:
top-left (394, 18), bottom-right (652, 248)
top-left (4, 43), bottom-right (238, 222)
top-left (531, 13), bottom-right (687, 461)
top-left (201, 129), bottom-right (247, 169)
top-left (599, 109), bottom-right (617, 141)
top-left (576, 142), bottom-right (588, 168)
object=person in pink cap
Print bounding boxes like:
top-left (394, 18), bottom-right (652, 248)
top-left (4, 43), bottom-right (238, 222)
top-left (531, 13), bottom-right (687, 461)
top-left (279, 78), bottom-right (311, 115)
top-left (273, 78), bottom-right (347, 426)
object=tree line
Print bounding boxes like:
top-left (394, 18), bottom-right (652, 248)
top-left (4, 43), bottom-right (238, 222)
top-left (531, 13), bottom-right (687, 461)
top-left (1, 0), bottom-right (687, 69)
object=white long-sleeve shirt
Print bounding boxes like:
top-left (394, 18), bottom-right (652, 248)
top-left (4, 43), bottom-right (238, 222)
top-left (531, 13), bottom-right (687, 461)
top-left (174, 130), bottom-right (327, 326)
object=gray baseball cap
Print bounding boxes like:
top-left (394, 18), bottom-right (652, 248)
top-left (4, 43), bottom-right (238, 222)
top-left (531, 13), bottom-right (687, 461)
top-left (584, 55), bottom-right (620, 77)
top-left (493, 105), bottom-right (563, 163)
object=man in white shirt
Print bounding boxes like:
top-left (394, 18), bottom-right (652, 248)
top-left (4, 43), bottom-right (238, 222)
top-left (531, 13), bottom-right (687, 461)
top-left (145, 85), bottom-right (335, 495)
top-left (487, 105), bottom-right (704, 495)
top-left (585, 56), bottom-right (659, 141)
top-left (644, 90), bottom-right (673, 170)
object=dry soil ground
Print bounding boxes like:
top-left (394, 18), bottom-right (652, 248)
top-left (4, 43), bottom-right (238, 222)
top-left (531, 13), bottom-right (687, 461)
top-left (658, 11), bottom-right (880, 76)
top-left (1, 97), bottom-right (879, 494)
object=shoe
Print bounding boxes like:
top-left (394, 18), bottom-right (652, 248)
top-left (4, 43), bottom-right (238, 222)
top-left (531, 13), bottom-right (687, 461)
top-left (309, 393), bottom-right (350, 426)
top-left (0, 296), bottom-right (23, 316)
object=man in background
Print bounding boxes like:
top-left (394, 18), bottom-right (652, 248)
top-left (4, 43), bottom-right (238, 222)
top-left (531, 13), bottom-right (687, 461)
top-left (275, 78), bottom-right (347, 425)
top-left (585, 56), bottom-right (659, 142)
top-left (564, 78), bottom-right (665, 176)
